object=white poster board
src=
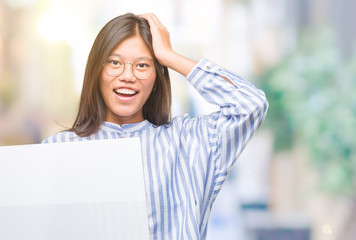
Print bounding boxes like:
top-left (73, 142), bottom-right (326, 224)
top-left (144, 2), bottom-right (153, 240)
top-left (0, 138), bottom-right (149, 240)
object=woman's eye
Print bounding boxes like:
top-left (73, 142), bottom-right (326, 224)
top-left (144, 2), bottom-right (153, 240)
top-left (137, 63), bottom-right (149, 68)
top-left (111, 60), bottom-right (120, 65)
top-left (107, 58), bottom-right (122, 67)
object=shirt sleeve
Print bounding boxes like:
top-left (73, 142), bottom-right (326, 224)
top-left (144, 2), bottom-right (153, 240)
top-left (185, 58), bottom-right (269, 194)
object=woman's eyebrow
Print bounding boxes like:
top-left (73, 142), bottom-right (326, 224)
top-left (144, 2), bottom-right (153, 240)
top-left (109, 54), bottom-right (153, 61)
top-left (135, 57), bottom-right (154, 61)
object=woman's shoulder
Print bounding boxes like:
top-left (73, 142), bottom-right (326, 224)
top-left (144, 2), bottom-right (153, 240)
top-left (163, 113), bottom-right (191, 127)
top-left (42, 131), bottom-right (79, 144)
top-left (163, 112), bottom-right (219, 130)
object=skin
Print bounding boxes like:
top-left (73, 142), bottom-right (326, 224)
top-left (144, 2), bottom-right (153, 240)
top-left (139, 14), bottom-right (198, 77)
top-left (100, 36), bottom-right (157, 125)
top-left (139, 13), bottom-right (232, 84)
top-left (100, 13), bottom-right (233, 125)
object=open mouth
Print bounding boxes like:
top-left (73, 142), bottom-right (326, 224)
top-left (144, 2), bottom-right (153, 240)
top-left (114, 88), bottom-right (138, 97)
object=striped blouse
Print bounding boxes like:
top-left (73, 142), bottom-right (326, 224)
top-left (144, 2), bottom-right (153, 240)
top-left (43, 58), bottom-right (268, 240)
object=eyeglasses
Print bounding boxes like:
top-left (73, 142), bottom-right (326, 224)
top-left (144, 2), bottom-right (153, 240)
top-left (103, 56), bottom-right (155, 80)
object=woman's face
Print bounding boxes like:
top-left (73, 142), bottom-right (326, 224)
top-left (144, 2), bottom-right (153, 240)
top-left (100, 36), bottom-right (156, 125)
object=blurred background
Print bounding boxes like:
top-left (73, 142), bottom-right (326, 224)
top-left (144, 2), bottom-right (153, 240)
top-left (0, 0), bottom-right (355, 239)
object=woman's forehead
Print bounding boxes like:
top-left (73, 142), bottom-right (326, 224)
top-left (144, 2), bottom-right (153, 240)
top-left (110, 36), bottom-right (153, 61)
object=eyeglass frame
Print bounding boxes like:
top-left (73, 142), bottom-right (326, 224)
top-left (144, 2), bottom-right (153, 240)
top-left (102, 55), bottom-right (156, 80)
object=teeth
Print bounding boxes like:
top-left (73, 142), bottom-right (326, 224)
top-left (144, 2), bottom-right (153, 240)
top-left (115, 88), bottom-right (136, 95)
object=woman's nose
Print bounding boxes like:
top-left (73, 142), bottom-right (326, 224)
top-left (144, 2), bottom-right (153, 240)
top-left (118, 63), bottom-right (136, 82)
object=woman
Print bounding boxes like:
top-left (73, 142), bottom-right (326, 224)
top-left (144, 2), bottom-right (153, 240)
top-left (43, 13), bottom-right (268, 240)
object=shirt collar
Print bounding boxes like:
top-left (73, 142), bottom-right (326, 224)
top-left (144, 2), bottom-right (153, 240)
top-left (100, 120), bottom-right (152, 133)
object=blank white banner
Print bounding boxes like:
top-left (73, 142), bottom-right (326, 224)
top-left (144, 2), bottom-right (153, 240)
top-left (0, 138), bottom-right (149, 240)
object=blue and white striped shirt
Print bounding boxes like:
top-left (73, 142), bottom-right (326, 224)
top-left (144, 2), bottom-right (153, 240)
top-left (43, 58), bottom-right (268, 240)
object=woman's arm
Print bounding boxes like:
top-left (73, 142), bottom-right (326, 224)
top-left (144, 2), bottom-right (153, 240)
top-left (140, 13), bottom-right (235, 85)
top-left (141, 13), bottom-right (268, 173)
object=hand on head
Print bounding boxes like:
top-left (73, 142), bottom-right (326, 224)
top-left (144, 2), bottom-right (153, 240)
top-left (139, 13), bottom-right (175, 67)
top-left (139, 13), bottom-right (197, 77)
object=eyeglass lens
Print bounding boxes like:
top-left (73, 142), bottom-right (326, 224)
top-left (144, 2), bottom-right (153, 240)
top-left (104, 56), bottom-right (155, 79)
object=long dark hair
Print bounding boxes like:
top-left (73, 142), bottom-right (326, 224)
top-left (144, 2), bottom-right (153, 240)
top-left (69, 13), bottom-right (171, 137)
